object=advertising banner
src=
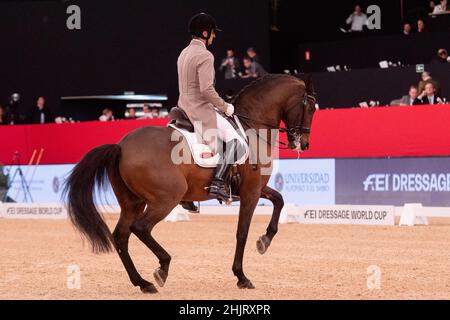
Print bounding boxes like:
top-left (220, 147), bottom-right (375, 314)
top-left (336, 157), bottom-right (450, 206)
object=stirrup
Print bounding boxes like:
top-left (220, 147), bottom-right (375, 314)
top-left (206, 185), bottom-right (240, 205)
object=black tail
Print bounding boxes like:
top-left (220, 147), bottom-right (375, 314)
top-left (63, 144), bottom-right (122, 253)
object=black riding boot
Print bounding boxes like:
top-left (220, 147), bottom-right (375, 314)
top-left (208, 139), bottom-right (240, 202)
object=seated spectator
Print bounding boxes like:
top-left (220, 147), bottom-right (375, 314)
top-left (391, 85), bottom-right (419, 106)
top-left (246, 47), bottom-right (260, 64)
top-left (29, 96), bottom-right (54, 124)
top-left (151, 107), bottom-right (160, 119)
top-left (414, 82), bottom-right (444, 105)
top-left (141, 104), bottom-right (154, 119)
top-left (220, 49), bottom-right (241, 80)
top-left (127, 108), bottom-right (138, 119)
top-left (0, 105), bottom-right (7, 125)
top-left (99, 108), bottom-right (114, 121)
top-left (403, 23), bottom-right (412, 35)
top-left (433, 0), bottom-right (448, 14)
top-left (345, 5), bottom-right (367, 32)
top-left (240, 57), bottom-right (268, 79)
top-left (417, 19), bottom-right (428, 33)
top-left (418, 71), bottom-right (441, 96)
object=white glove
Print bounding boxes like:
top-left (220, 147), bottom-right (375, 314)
top-left (225, 103), bottom-right (234, 117)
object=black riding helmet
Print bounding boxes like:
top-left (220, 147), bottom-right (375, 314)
top-left (189, 13), bottom-right (222, 42)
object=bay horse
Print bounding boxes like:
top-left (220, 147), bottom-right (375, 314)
top-left (63, 74), bottom-right (317, 293)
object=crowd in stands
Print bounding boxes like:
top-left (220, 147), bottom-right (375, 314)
top-left (0, 95), bottom-right (167, 125)
top-left (0, 95), bottom-right (55, 126)
top-left (219, 47), bottom-right (267, 80)
top-left (346, 1), bottom-right (449, 34)
top-left (100, 105), bottom-right (165, 121)
top-left (390, 71), bottom-right (447, 106)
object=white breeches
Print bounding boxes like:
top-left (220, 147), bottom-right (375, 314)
top-left (215, 112), bottom-right (244, 143)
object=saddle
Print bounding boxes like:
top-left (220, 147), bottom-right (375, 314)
top-left (169, 106), bottom-right (194, 132)
top-left (169, 106), bottom-right (242, 133)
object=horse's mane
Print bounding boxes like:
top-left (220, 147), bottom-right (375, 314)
top-left (232, 74), bottom-right (306, 106)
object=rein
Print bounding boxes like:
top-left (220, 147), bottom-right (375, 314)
top-left (235, 94), bottom-right (316, 150)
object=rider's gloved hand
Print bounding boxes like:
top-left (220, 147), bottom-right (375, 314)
top-left (225, 103), bottom-right (235, 117)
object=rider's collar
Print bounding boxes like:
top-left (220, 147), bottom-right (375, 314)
top-left (191, 38), bottom-right (206, 48)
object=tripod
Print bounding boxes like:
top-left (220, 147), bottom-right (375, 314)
top-left (2, 152), bottom-right (33, 203)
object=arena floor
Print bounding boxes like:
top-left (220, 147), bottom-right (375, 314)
top-left (1, 214), bottom-right (450, 300)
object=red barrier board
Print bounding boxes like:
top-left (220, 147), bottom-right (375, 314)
top-left (1, 105), bottom-right (450, 165)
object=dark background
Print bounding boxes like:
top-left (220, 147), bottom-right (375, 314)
top-left (0, 0), bottom-right (270, 119)
top-left (0, 0), bottom-right (448, 119)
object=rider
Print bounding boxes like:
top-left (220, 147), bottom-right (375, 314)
top-left (177, 13), bottom-right (244, 202)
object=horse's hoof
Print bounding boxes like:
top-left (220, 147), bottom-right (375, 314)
top-left (256, 235), bottom-right (271, 255)
top-left (140, 283), bottom-right (158, 294)
top-left (237, 279), bottom-right (255, 289)
top-left (153, 268), bottom-right (168, 287)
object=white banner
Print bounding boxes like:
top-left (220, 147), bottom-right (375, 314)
top-left (0, 203), bottom-right (67, 220)
top-left (296, 205), bottom-right (395, 226)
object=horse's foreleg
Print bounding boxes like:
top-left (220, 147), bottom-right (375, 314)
top-left (257, 186), bottom-right (284, 255)
top-left (232, 191), bottom-right (259, 289)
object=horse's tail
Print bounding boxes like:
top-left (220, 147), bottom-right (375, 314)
top-left (63, 144), bottom-right (122, 253)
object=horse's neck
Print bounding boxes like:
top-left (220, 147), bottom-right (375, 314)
top-left (236, 98), bottom-right (283, 131)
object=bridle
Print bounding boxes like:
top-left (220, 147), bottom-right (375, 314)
top-left (235, 93), bottom-right (316, 149)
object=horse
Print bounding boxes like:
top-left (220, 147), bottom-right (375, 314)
top-left (63, 74), bottom-right (317, 293)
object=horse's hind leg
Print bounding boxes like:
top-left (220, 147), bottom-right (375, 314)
top-left (257, 186), bottom-right (284, 255)
top-left (130, 201), bottom-right (179, 288)
top-left (112, 201), bottom-right (159, 293)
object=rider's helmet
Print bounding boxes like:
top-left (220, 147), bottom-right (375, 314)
top-left (189, 13), bottom-right (221, 42)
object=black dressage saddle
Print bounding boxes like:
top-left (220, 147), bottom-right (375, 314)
top-left (169, 106), bottom-right (195, 132)
top-left (169, 106), bottom-right (241, 133)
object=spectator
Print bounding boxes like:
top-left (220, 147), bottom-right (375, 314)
top-left (0, 105), bottom-right (7, 125)
top-left (30, 96), bottom-right (54, 124)
top-left (414, 82), bottom-right (444, 105)
top-left (220, 49), bottom-right (241, 80)
top-left (151, 107), bottom-right (160, 119)
top-left (417, 19), bottom-right (428, 33)
top-left (345, 5), bottom-right (367, 32)
top-left (141, 104), bottom-right (154, 119)
top-left (433, 48), bottom-right (450, 63)
top-left (418, 71), bottom-right (441, 96)
top-left (391, 85), bottom-right (419, 106)
top-left (403, 23), bottom-right (412, 35)
top-left (240, 57), bottom-right (268, 79)
top-left (433, 0), bottom-right (448, 14)
top-left (127, 108), bottom-right (138, 119)
top-left (246, 47), bottom-right (260, 64)
top-left (430, 0), bottom-right (437, 12)
top-left (99, 108), bottom-right (114, 121)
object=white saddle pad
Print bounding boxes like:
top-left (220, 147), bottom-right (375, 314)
top-left (168, 115), bottom-right (249, 168)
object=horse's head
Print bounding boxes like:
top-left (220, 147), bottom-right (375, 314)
top-left (282, 75), bottom-right (317, 152)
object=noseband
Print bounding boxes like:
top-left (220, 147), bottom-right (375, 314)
top-left (280, 94), bottom-right (316, 141)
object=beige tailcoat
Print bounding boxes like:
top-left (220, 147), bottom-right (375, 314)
top-left (177, 39), bottom-right (228, 147)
